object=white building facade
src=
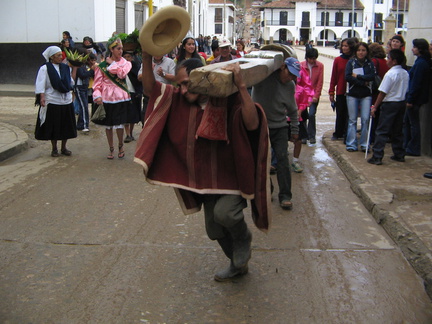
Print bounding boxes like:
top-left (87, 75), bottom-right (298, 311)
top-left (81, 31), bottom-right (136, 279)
top-left (259, 0), bottom-right (409, 45)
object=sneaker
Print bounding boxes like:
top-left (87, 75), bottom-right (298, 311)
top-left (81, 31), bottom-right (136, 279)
top-left (301, 138), bottom-right (307, 144)
top-left (291, 161), bottom-right (303, 173)
top-left (367, 157), bottom-right (382, 165)
top-left (124, 136), bottom-right (133, 143)
top-left (309, 138), bottom-right (316, 144)
top-left (82, 128), bottom-right (89, 132)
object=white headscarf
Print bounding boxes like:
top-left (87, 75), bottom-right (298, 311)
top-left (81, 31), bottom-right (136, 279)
top-left (42, 46), bottom-right (62, 62)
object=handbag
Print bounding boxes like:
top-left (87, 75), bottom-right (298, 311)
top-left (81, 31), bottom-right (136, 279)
top-left (91, 104), bottom-right (106, 123)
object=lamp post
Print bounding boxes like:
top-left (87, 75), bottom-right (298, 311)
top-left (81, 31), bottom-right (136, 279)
top-left (371, 0), bottom-right (375, 42)
top-left (351, 0), bottom-right (355, 36)
top-left (323, 0), bottom-right (327, 47)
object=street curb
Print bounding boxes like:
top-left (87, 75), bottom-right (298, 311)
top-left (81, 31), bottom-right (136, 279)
top-left (322, 132), bottom-right (432, 300)
top-left (0, 122), bottom-right (29, 162)
top-left (0, 90), bottom-right (34, 97)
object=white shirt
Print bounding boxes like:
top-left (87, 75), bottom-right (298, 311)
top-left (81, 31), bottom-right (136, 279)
top-left (378, 65), bottom-right (409, 102)
top-left (35, 64), bottom-right (74, 105)
top-left (307, 62), bottom-right (314, 79)
top-left (138, 56), bottom-right (176, 84)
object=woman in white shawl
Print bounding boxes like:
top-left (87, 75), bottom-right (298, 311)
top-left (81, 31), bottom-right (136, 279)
top-left (35, 46), bottom-right (78, 157)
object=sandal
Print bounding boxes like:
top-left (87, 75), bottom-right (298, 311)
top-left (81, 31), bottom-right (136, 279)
top-left (118, 144), bottom-right (125, 159)
top-left (107, 147), bottom-right (114, 160)
top-left (51, 149), bottom-right (59, 157)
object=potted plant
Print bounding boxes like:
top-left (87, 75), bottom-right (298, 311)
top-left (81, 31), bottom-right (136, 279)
top-left (118, 29), bottom-right (141, 53)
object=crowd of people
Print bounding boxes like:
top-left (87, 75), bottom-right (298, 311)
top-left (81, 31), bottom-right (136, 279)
top-left (33, 30), bottom-right (432, 281)
top-left (328, 35), bottom-right (431, 180)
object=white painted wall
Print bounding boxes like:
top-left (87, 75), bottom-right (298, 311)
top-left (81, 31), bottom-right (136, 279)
top-left (405, 0), bottom-right (432, 66)
top-left (0, 0), bottom-right (163, 44)
top-left (94, 0), bottom-right (116, 42)
top-left (0, 0), bottom-right (97, 43)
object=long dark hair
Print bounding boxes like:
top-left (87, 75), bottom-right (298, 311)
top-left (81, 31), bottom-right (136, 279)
top-left (354, 42), bottom-right (370, 60)
top-left (340, 37), bottom-right (357, 56)
top-left (177, 37), bottom-right (201, 64)
top-left (413, 38), bottom-right (431, 60)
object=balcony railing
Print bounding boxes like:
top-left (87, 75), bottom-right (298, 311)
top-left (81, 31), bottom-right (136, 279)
top-left (265, 20), bottom-right (295, 26)
top-left (316, 20), bottom-right (364, 27)
top-left (265, 20), bottom-right (364, 27)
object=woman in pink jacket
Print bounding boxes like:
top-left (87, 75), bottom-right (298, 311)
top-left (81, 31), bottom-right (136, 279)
top-left (93, 37), bottom-right (132, 159)
top-left (291, 64), bottom-right (314, 173)
top-left (301, 48), bottom-right (324, 145)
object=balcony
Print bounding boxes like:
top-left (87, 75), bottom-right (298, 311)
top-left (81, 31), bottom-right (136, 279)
top-left (316, 20), bottom-right (364, 27)
top-left (265, 20), bottom-right (295, 26)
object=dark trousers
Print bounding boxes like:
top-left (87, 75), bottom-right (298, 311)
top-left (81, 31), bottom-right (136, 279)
top-left (202, 194), bottom-right (247, 240)
top-left (75, 87), bottom-right (89, 130)
top-left (403, 104), bottom-right (421, 155)
top-left (307, 101), bottom-right (318, 140)
top-left (372, 101), bottom-right (406, 159)
top-left (269, 126), bottom-right (292, 202)
top-left (333, 94), bottom-right (348, 139)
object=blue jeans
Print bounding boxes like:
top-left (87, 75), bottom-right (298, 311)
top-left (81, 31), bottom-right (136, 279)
top-left (403, 104), bottom-right (421, 155)
top-left (269, 127), bottom-right (292, 202)
top-left (307, 101), bottom-right (318, 140)
top-left (346, 96), bottom-right (372, 150)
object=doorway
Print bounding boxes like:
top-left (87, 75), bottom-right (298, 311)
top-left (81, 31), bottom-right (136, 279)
top-left (300, 28), bottom-right (309, 44)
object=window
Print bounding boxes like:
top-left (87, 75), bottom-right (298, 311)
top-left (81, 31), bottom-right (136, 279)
top-left (321, 12), bottom-right (329, 26)
top-left (215, 24), bottom-right (223, 34)
top-left (280, 11), bottom-right (287, 25)
top-left (375, 0), bottom-right (383, 3)
top-left (397, 14), bottom-right (404, 28)
top-left (135, 3), bottom-right (146, 29)
top-left (215, 8), bottom-right (223, 23)
top-left (335, 12), bottom-right (343, 26)
top-left (302, 11), bottom-right (310, 27)
top-left (116, 0), bottom-right (126, 34)
top-left (375, 13), bottom-right (383, 28)
top-left (349, 12), bottom-right (357, 27)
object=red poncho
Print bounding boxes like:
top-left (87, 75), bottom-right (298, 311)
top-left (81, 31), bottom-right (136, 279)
top-left (134, 82), bottom-right (271, 231)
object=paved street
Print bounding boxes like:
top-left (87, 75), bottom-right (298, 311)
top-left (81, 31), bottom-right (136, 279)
top-left (1, 49), bottom-right (432, 323)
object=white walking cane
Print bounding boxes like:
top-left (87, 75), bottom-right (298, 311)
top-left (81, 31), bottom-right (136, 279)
top-left (365, 114), bottom-right (373, 159)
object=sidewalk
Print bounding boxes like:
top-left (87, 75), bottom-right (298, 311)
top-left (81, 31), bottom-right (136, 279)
top-left (1, 50), bottom-right (432, 299)
top-left (0, 122), bottom-right (29, 162)
top-left (0, 83), bottom-right (34, 97)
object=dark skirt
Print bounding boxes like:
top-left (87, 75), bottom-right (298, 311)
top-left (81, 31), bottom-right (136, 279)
top-left (35, 103), bottom-right (77, 140)
top-left (126, 92), bottom-right (142, 124)
top-left (99, 101), bottom-right (129, 126)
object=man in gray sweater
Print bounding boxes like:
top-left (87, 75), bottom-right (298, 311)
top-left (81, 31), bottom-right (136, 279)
top-left (252, 57), bottom-right (300, 210)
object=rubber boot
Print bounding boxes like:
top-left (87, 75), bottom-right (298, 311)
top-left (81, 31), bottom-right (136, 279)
top-left (227, 220), bottom-right (252, 269)
top-left (214, 260), bottom-right (248, 282)
top-left (217, 236), bottom-right (233, 260)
